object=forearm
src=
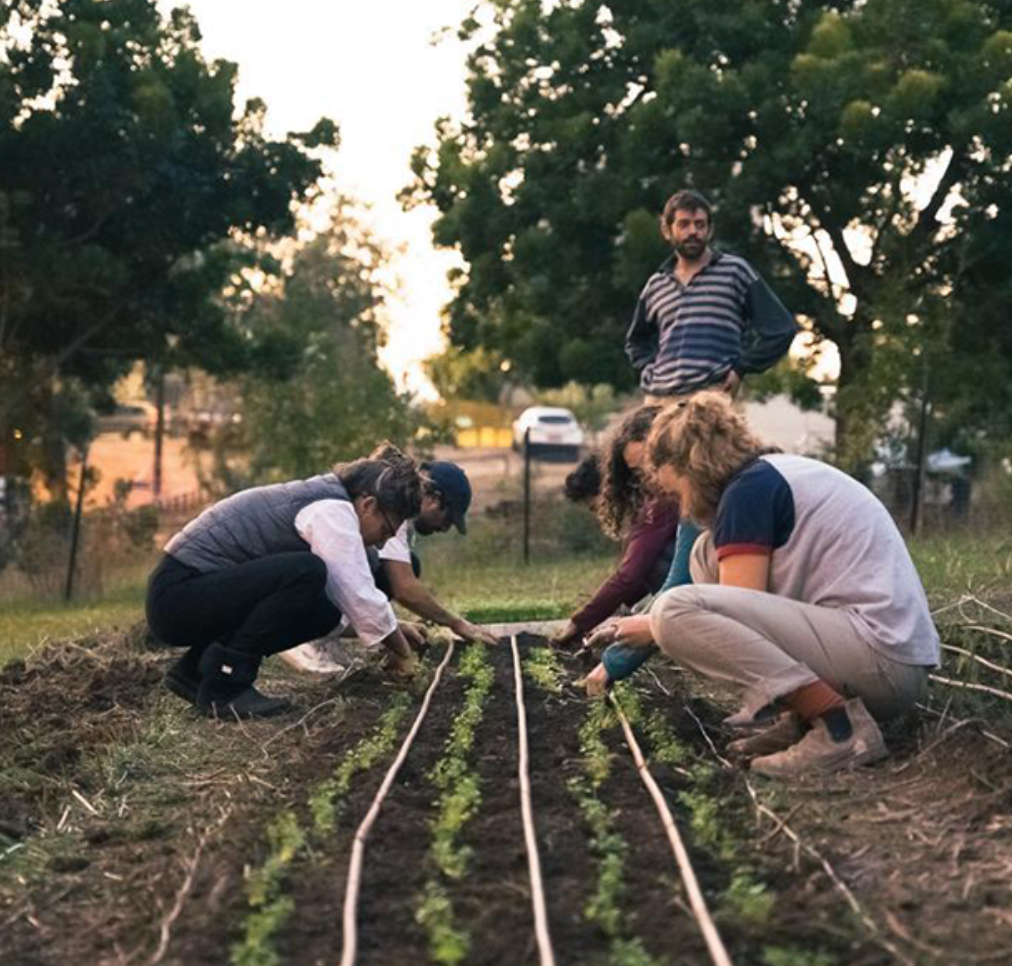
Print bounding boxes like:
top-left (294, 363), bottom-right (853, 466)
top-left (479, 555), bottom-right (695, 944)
top-left (379, 626), bottom-right (413, 660)
top-left (393, 576), bottom-right (462, 629)
top-left (738, 278), bottom-right (798, 374)
top-left (624, 298), bottom-right (657, 372)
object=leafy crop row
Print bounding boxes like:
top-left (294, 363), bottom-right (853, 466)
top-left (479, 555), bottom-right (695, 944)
top-left (415, 645), bottom-right (495, 965)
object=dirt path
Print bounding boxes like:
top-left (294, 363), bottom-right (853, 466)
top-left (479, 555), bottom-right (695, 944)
top-left (2, 630), bottom-right (1011, 965)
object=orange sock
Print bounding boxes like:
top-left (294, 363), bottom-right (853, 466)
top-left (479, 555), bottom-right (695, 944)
top-left (783, 681), bottom-right (845, 722)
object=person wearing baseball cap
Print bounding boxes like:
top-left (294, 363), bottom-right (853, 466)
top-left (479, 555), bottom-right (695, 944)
top-left (372, 456), bottom-right (497, 644)
top-left (281, 445), bottom-right (497, 672)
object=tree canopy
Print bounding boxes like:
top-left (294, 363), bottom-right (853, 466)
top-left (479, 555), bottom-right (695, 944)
top-left (229, 203), bottom-right (422, 483)
top-left (406, 0), bottom-right (1012, 464)
top-left (0, 0), bottom-right (338, 488)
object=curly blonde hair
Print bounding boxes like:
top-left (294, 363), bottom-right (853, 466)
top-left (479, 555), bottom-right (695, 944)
top-left (646, 392), bottom-right (778, 523)
top-left (597, 405), bottom-right (661, 539)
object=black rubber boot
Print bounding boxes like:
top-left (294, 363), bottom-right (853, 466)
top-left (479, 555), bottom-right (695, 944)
top-left (165, 653), bottom-right (201, 704)
top-left (196, 644), bottom-right (291, 719)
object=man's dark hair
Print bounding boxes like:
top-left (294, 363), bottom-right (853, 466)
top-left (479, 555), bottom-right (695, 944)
top-left (660, 189), bottom-right (713, 238)
top-left (338, 457), bottom-right (422, 521)
top-left (564, 455), bottom-right (602, 504)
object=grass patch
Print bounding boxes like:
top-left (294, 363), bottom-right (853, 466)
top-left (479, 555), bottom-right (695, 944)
top-left (0, 579), bottom-right (148, 667)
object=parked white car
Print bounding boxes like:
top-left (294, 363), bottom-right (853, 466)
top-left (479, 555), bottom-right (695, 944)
top-left (511, 406), bottom-right (584, 461)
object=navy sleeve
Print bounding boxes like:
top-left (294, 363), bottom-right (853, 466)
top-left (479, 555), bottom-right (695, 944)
top-left (713, 461), bottom-right (795, 559)
top-left (624, 285), bottom-right (658, 374)
top-left (735, 276), bottom-right (798, 375)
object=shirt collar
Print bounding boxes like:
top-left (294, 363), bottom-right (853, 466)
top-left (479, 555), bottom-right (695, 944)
top-left (656, 248), bottom-right (723, 276)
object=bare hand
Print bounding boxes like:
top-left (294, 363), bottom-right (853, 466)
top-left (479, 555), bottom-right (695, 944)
top-left (399, 621), bottom-right (429, 651)
top-left (549, 620), bottom-right (581, 647)
top-left (583, 663), bottom-right (610, 698)
top-left (611, 615), bottom-right (654, 649)
top-left (721, 370), bottom-right (742, 398)
top-left (384, 650), bottom-right (418, 681)
top-left (584, 620), bottom-right (619, 651)
top-left (452, 619), bottom-right (499, 646)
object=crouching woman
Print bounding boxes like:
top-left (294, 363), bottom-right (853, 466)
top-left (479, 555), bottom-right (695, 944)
top-left (644, 392), bottom-right (939, 776)
top-left (146, 457), bottom-right (422, 719)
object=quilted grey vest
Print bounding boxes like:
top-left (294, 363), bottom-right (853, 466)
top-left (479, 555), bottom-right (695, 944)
top-left (165, 473), bottom-right (351, 574)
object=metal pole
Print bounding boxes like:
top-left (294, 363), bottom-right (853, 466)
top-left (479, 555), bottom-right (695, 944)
top-left (910, 353), bottom-right (930, 536)
top-left (523, 426), bottom-right (531, 564)
top-left (65, 446), bottom-right (88, 602)
top-left (153, 368), bottom-right (165, 498)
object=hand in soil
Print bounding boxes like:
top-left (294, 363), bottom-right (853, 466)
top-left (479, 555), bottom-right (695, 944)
top-left (584, 620), bottom-right (619, 651)
top-left (549, 620), bottom-right (581, 647)
top-left (610, 615), bottom-right (654, 649)
top-left (399, 622), bottom-right (429, 652)
top-left (383, 650), bottom-right (419, 681)
top-left (452, 619), bottom-right (499, 646)
top-left (582, 662), bottom-right (611, 698)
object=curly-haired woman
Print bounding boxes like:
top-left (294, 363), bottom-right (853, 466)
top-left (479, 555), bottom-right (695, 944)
top-left (551, 406), bottom-right (680, 647)
top-left (146, 456), bottom-right (423, 719)
top-left (586, 392), bottom-right (939, 777)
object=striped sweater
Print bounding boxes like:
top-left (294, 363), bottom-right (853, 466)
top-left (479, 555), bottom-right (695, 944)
top-left (625, 251), bottom-right (797, 397)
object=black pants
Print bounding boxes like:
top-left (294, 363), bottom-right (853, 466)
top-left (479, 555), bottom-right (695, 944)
top-left (146, 553), bottom-right (342, 666)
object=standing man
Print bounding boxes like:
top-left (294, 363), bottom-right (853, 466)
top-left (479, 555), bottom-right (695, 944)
top-left (598, 189), bottom-right (799, 688)
top-left (625, 188), bottom-right (797, 404)
top-left (282, 452), bottom-right (496, 671)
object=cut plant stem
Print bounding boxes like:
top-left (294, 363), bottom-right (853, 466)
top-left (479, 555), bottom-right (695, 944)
top-left (339, 642), bottom-right (457, 966)
top-left (510, 635), bottom-right (557, 966)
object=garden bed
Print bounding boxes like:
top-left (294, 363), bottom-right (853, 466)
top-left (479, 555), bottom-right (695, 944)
top-left (2, 628), bottom-right (1012, 965)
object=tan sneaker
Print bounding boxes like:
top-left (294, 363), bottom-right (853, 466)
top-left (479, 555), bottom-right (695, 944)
top-left (750, 699), bottom-right (887, 778)
top-left (726, 712), bottom-right (802, 760)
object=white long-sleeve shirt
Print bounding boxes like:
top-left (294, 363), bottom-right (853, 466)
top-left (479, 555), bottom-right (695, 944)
top-left (294, 500), bottom-right (396, 647)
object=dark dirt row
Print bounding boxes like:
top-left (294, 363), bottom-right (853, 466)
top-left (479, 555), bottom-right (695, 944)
top-left (0, 629), bottom-right (406, 966)
top-left (2, 629), bottom-right (1012, 965)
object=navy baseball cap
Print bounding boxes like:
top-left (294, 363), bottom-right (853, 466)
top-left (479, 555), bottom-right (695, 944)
top-left (426, 461), bottom-right (472, 534)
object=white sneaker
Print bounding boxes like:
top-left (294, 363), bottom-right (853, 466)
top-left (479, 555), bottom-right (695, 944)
top-left (278, 642), bottom-right (346, 674)
top-left (750, 699), bottom-right (887, 778)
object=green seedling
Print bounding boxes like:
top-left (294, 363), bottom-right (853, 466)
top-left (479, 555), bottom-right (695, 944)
top-left (720, 869), bottom-right (776, 927)
top-left (231, 811), bottom-right (305, 966)
top-left (762, 946), bottom-right (838, 966)
top-left (415, 882), bottom-right (471, 966)
top-left (417, 645), bottom-right (494, 963)
top-left (233, 691), bottom-right (412, 966)
top-left (569, 701), bottom-right (664, 966)
top-left (310, 693), bottom-right (411, 835)
top-left (524, 646), bottom-right (565, 694)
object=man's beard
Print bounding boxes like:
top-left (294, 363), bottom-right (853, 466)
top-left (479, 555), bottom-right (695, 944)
top-left (414, 517), bottom-right (437, 536)
top-left (675, 238), bottom-right (706, 260)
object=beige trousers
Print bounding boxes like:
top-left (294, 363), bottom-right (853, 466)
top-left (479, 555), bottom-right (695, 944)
top-left (648, 533), bottom-right (929, 721)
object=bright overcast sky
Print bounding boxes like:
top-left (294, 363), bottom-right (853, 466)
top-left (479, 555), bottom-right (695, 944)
top-left (159, 0), bottom-right (477, 396)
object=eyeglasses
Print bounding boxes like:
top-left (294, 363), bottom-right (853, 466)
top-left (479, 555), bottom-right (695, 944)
top-left (377, 503), bottom-right (399, 542)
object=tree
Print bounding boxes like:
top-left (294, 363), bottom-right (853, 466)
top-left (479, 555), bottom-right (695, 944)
top-left (225, 202), bottom-right (423, 483)
top-left (406, 0), bottom-right (1012, 466)
top-left (0, 0), bottom-right (338, 490)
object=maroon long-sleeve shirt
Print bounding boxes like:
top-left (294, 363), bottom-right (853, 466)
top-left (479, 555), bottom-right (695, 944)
top-left (570, 497), bottom-right (680, 635)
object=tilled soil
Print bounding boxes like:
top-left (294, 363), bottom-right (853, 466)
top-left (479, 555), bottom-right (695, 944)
top-left (2, 629), bottom-right (1012, 965)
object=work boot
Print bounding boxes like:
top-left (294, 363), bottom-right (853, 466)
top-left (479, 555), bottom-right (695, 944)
top-left (750, 699), bottom-right (887, 778)
top-left (196, 644), bottom-right (291, 720)
top-left (726, 712), bottom-right (802, 761)
top-left (164, 654), bottom-right (201, 705)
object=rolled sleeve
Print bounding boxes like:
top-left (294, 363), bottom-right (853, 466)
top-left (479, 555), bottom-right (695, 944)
top-left (294, 500), bottom-right (397, 647)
